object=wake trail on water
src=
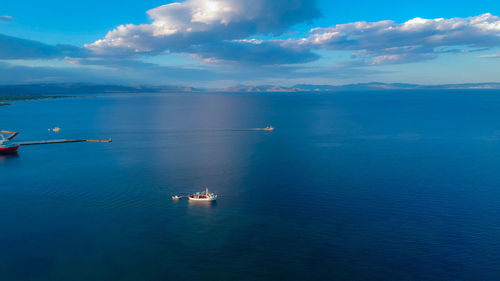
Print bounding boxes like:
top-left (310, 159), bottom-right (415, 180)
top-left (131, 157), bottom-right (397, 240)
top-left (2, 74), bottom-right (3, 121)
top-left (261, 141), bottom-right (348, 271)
top-left (222, 128), bottom-right (272, 131)
top-left (160, 128), bottom-right (274, 132)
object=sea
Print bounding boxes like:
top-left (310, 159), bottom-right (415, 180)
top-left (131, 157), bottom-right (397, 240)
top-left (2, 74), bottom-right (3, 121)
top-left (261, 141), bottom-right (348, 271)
top-left (1, 90), bottom-right (500, 280)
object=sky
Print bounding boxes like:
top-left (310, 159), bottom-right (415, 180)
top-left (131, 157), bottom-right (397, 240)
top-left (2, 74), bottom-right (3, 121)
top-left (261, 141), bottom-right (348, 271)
top-left (1, 0), bottom-right (500, 86)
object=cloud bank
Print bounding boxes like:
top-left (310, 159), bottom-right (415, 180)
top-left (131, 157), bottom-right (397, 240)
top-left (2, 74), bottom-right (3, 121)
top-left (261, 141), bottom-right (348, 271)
top-left (86, 7), bottom-right (500, 66)
top-left (85, 0), bottom-right (320, 61)
top-left (304, 13), bottom-right (500, 65)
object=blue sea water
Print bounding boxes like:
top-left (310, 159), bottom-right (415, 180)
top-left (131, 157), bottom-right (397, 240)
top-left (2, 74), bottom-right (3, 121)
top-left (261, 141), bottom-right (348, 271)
top-left (2, 91), bottom-right (500, 280)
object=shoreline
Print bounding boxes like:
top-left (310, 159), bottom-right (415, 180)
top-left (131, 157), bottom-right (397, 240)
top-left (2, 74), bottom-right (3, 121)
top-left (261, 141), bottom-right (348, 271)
top-left (0, 95), bottom-right (69, 102)
top-left (0, 95), bottom-right (85, 106)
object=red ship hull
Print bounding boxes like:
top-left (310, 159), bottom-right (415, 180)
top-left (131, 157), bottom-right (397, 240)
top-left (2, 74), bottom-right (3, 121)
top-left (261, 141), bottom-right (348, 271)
top-left (0, 146), bottom-right (19, 153)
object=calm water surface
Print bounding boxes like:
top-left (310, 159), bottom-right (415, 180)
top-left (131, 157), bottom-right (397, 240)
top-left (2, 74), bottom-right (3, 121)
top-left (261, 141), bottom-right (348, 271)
top-left (2, 91), bottom-right (500, 280)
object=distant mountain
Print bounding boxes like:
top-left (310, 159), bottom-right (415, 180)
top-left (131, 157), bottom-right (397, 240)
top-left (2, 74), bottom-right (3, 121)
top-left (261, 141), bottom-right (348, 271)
top-left (421, 83), bottom-right (500, 90)
top-left (319, 82), bottom-right (421, 91)
top-left (221, 83), bottom-right (500, 92)
top-left (219, 85), bottom-right (302, 92)
top-left (0, 83), bottom-right (200, 96)
top-left (1, 82), bottom-right (500, 96)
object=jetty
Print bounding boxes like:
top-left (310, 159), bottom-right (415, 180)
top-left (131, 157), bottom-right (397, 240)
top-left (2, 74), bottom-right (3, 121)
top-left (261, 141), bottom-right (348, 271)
top-left (0, 129), bottom-right (111, 154)
top-left (18, 139), bottom-right (112, 146)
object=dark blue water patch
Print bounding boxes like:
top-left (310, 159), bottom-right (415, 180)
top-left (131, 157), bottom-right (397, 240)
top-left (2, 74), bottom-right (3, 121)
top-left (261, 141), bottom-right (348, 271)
top-left (2, 91), bottom-right (500, 280)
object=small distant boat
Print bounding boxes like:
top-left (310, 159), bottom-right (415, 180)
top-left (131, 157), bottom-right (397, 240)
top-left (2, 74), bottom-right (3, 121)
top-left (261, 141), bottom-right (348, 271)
top-left (263, 126), bottom-right (275, 131)
top-left (188, 188), bottom-right (217, 202)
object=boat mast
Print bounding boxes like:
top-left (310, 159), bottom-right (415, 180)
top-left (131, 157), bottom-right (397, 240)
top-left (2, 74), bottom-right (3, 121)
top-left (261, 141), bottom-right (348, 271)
top-left (0, 130), bottom-right (19, 141)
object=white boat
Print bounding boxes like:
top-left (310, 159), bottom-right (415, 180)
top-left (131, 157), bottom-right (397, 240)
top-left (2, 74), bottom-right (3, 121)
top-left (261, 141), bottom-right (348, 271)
top-left (263, 126), bottom-right (275, 131)
top-left (188, 188), bottom-right (217, 202)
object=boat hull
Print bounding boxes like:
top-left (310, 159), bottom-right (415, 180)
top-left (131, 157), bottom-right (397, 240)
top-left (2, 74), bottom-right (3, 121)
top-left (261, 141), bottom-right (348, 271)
top-left (0, 146), bottom-right (19, 154)
top-left (188, 196), bottom-right (217, 202)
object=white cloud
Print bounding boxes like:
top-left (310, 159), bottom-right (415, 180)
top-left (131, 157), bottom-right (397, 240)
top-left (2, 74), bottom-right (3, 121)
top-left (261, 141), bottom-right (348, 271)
top-left (86, 7), bottom-right (500, 67)
top-left (0, 15), bottom-right (13, 22)
top-left (308, 13), bottom-right (500, 48)
top-left (303, 13), bottom-right (500, 65)
top-left (479, 52), bottom-right (500, 58)
top-left (86, 0), bottom-right (320, 56)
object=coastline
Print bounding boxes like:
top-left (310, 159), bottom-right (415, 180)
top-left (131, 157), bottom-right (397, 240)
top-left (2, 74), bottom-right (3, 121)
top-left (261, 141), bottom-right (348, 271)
top-left (0, 95), bottom-right (76, 106)
top-left (0, 95), bottom-right (68, 101)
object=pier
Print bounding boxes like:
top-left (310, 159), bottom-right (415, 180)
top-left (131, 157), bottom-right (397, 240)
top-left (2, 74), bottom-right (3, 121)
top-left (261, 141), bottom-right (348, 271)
top-left (1, 129), bottom-right (111, 154)
top-left (18, 139), bottom-right (112, 146)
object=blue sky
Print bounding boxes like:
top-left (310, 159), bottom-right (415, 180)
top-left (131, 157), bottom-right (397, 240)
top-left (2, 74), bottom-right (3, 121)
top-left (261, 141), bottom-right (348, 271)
top-left (1, 0), bottom-right (500, 86)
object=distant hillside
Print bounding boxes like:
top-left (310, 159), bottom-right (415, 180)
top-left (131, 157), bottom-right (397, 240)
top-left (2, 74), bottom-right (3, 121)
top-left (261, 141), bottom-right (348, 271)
top-left (219, 83), bottom-right (500, 92)
top-left (1, 82), bottom-right (500, 96)
top-left (0, 83), bottom-right (199, 96)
